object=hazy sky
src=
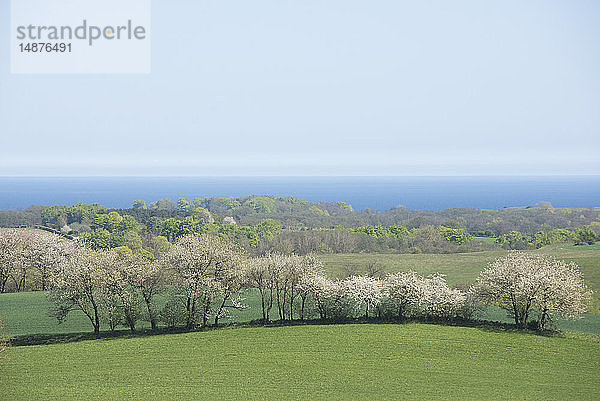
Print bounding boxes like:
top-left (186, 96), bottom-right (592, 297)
top-left (1, 0), bottom-right (599, 176)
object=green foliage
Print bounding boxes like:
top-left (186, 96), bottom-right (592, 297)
top-left (132, 200), bottom-right (146, 210)
top-left (496, 231), bottom-right (530, 249)
top-left (144, 215), bottom-right (283, 246)
top-left (41, 203), bottom-right (106, 227)
top-left (575, 226), bottom-right (598, 245)
top-left (438, 226), bottom-right (472, 244)
top-left (350, 225), bottom-right (409, 238)
top-left (148, 198), bottom-right (177, 211)
top-left (177, 198), bottom-right (191, 211)
top-left (496, 227), bottom-right (595, 250)
top-left (81, 211), bottom-right (142, 249)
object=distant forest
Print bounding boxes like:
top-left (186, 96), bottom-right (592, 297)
top-left (1, 195), bottom-right (598, 255)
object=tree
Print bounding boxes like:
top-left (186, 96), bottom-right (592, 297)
top-left (574, 226), bottom-right (596, 245)
top-left (342, 276), bottom-right (383, 318)
top-left (382, 271), bottom-right (424, 320)
top-left (296, 255), bottom-right (324, 320)
top-left (123, 253), bottom-right (164, 330)
top-left (47, 248), bottom-right (114, 334)
top-left (102, 247), bottom-right (143, 332)
top-left (0, 229), bottom-right (75, 293)
top-left (268, 253), bottom-right (291, 321)
top-left (132, 200), bottom-right (147, 210)
top-left (246, 256), bottom-right (274, 322)
top-left (365, 261), bottom-right (384, 279)
top-left (470, 252), bottom-right (592, 329)
top-left (420, 274), bottom-right (466, 319)
top-left (177, 198), bottom-right (191, 211)
top-left (149, 235), bottom-right (171, 259)
top-left (26, 231), bottom-right (74, 291)
top-left (149, 198), bottom-right (177, 211)
top-left (304, 274), bottom-right (336, 319)
top-left (0, 230), bottom-right (28, 292)
top-left (0, 230), bottom-right (17, 292)
top-left (308, 277), bottom-right (354, 320)
top-left (163, 234), bottom-right (243, 328)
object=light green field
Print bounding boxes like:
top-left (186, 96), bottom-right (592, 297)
top-left (2, 289), bottom-right (600, 339)
top-left (472, 236), bottom-right (497, 244)
top-left (1, 324), bottom-right (598, 400)
top-left (320, 245), bottom-right (600, 305)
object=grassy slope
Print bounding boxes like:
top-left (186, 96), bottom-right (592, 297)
top-left (1, 324), bottom-right (598, 400)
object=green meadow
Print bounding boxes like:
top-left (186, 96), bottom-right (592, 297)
top-left (1, 324), bottom-right (599, 400)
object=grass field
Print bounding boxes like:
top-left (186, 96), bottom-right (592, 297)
top-left (1, 323), bottom-right (598, 400)
top-left (2, 289), bottom-right (599, 338)
top-left (320, 245), bottom-right (600, 306)
top-left (472, 236), bottom-right (498, 244)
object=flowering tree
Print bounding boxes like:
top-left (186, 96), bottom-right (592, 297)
top-left (342, 276), bottom-right (384, 318)
top-left (382, 271), bottom-right (425, 319)
top-left (246, 256), bottom-right (274, 322)
top-left (26, 231), bottom-right (74, 291)
top-left (0, 229), bottom-right (74, 293)
top-left (0, 229), bottom-right (24, 293)
top-left (47, 248), bottom-right (114, 334)
top-left (122, 252), bottom-right (164, 330)
top-left (303, 273), bottom-right (336, 319)
top-left (268, 253), bottom-right (292, 321)
top-left (163, 234), bottom-right (244, 328)
top-left (101, 248), bottom-right (143, 332)
top-left (211, 250), bottom-right (246, 326)
top-left (420, 274), bottom-right (466, 319)
top-left (470, 252), bottom-right (592, 329)
top-left (296, 255), bottom-right (324, 320)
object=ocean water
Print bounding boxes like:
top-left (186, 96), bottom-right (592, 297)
top-left (0, 176), bottom-right (598, 211)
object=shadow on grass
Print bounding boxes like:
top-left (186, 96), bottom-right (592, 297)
top-left (11, 315), bottom-right (584, 347)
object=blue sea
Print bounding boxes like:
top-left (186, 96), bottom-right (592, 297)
top-left (0, 176), bottom-right (598, 211)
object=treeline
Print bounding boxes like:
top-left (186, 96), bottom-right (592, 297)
top-left (3, 205), bottom-right (598, 258)
top-left (2, 196), bottom-right (599, 237)
top-left (496, 227), bottom-right (598, 249)
top-left (0, 230), bottom-right (591, 334)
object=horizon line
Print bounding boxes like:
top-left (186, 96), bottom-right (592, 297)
top-left (1, 174), bottom-right (599, 178)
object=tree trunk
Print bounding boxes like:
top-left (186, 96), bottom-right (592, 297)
top-left (125, 312), bottom-right (136, 332)
top-left (91, 297), bottom-right (100, 335)
top-left (186, 297), bottom-right (192, 329)
top-left (144, 295), bottom-right (157, 330)
top-left (202, 303), bottom-right (210, 327)
top-left (300, 296), bottom-right (306, 321)
top-left (41, 269), bottom-right (47, 291)
top-left (260, 288), bottom-right (267, 322)
top-left (214, 296), bottom-right (228, 326)
top-left (540, 303), bottom-right (549, 331)
top-left (512, 298), bottom-right (520, 327)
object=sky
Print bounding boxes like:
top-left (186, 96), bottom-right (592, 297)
top-left (0, 0), bottom-right (599, 176)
